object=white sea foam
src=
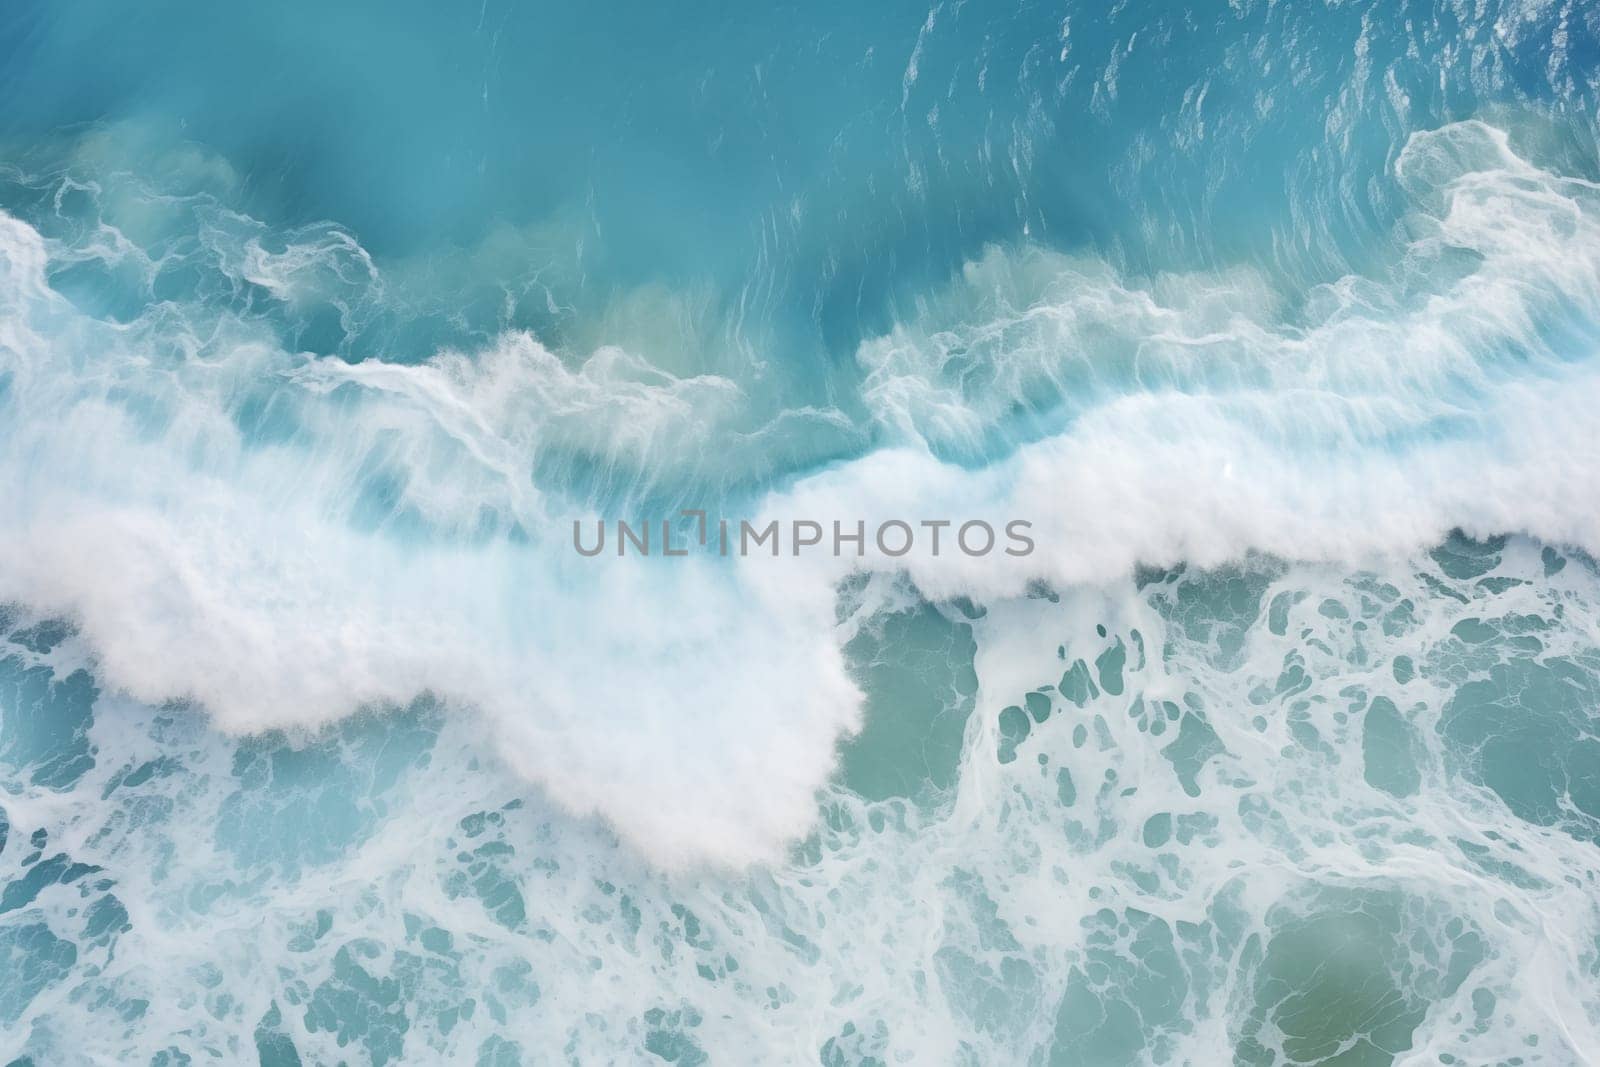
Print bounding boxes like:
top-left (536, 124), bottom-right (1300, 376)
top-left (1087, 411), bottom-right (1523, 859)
top-left (769, 121), bottom-right (1600, 603)
top-left (2, 120), bottom-right (1598, 871)
top-left (8, 541), bottom-right (1600, 1061)
top-left (0, 207), bottom-right (860, 868)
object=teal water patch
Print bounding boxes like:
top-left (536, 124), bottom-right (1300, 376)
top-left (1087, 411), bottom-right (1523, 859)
top-left (1150, 565), bottom-right (1281, 672)
top-left (302, 940), bottom-right (416, 1065)
top-left (1160, 698), bottom-right (1227, 800)
top-left (1236, 890), bottom-right (1485, 1066)
top-left (839, 598), bottom-right (979, 801)
top-left (1431, 532), bottom-right (1508, 582)
top-left (1362, 697), bottom-right (1423, 799)
top-left (1440, 654), bottom-right (1600, 838)
top-left (0, 921), bottom-right (77, 1025)
top-left (0, 621), bottom-right (96, 791)
top-left (216, 708), bottom-right (438, 878)
top-left (1048, 906), bottom-right (1208, 1065)
top-left (253, 1003), bottom-right (304, 1067)
top-left (443, 807), bottom-right (532, 931)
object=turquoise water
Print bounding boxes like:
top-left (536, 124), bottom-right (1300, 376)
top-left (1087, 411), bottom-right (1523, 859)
top-left (2, 0), bottom-right (1600, 1062)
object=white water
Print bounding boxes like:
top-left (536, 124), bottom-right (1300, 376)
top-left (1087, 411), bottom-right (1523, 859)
top-left (2, 121), bottom-right (1599, 871)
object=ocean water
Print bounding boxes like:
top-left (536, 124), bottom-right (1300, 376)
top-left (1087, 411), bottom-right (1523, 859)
top-left (2, 0), bottom-right (1600, 1062)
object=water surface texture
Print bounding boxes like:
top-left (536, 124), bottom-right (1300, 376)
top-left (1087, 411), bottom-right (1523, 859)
top-left (3, 0), bottom-right (1600, 1063)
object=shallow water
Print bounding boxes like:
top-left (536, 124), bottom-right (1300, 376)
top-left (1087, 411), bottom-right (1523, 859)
top-left (2, 0), bottom-right (1600, 1063)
